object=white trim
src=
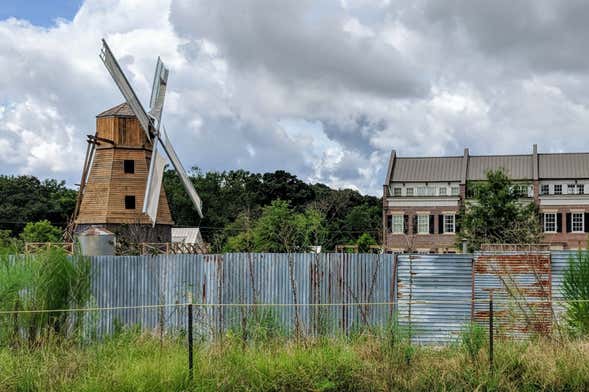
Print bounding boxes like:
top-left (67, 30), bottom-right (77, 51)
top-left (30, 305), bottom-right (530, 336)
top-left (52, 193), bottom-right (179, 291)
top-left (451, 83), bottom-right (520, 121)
top-left (387, 198), bottom-right (459, 207)
top-left (540, 197), bottom-right (589, 206)
top-left (543, 212), bottom-right (557, 233)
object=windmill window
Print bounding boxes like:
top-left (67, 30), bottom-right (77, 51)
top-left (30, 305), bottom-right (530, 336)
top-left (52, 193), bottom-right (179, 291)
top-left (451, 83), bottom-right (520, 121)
top-left (123, 160), bottom-right (135, 174)
top-left (125, 195), bottom-right (136, 210)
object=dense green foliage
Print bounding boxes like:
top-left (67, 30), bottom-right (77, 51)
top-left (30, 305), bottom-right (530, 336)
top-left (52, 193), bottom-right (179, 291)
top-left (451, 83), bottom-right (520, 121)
top-left (1, 332), bottom-right (589, 391)
top-left (19, 220), bottom-right (63, 243)
top-left (0, 170), bottom-right (380, 251)
top-left (563, 250), bottom-right (589, 336)
top-left (457, 170), bottom-right (542, 251)
top-left (0, 176), bottom-right (76, 235)
top-left (222, 200), bottom-right (327, 252)
top-left (165, 169), bottom-right (381, 251)
top-left (0, 249), bottom-right (91, 347)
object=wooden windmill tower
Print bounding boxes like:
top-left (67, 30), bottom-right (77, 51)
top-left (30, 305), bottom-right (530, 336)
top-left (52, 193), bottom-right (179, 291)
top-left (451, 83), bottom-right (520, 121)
top-left (71, 40), bottom-right (203, 243)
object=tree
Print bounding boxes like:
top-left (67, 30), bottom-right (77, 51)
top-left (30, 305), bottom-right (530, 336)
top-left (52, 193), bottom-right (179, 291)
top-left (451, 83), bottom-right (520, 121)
top-left (356, 233), bottom-right (377, 253)
top-left (0, 176), bottom-right (76, 235)
top-left (457, 170), bottom-right (542, 252)
top-left (20, 220), bottom-right (63, 243)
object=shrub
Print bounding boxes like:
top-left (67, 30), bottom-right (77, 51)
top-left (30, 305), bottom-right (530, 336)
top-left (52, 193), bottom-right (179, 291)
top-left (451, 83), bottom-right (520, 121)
top-left (562, 250), bottom-right (589, 336)
top-left (460, 322), bottom-right (485, 361)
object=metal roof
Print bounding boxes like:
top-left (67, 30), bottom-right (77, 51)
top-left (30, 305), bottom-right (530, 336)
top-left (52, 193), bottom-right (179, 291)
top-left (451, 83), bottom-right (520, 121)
top-left (468, 155), bottom-right (532, 180)
top-left (392, 156), bottom-right (463, 182)
top-left (171, 227), bottom-right (203, 244)
top-left (96, 102), bottom-right (135, 118)
top-left (538, 153), bottom-right (589, 179)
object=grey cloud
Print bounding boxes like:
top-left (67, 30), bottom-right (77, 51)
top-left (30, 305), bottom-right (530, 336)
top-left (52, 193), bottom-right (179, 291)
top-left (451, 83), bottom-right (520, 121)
top-left (170, 0), bottom-right (428, 98)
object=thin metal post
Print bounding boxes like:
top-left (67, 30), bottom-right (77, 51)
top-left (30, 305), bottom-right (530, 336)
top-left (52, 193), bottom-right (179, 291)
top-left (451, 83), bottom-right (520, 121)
top-left (187, 291), bottom-right (194, 381)
top-left (489, 292), bottom-right (494, 373)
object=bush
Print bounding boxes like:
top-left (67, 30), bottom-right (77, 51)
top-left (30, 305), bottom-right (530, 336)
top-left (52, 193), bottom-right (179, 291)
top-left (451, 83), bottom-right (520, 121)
top-left (19, 220), bottom-right (62, 243)
top-left (0, 248), bottom-right (91, 346)
top-left (460, 322), bottom-right (485, 361)
top-left (562, 250), bottom-right (589, 336)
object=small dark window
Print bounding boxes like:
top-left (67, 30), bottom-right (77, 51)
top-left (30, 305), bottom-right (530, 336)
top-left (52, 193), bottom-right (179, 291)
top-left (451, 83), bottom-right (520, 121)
top-left (124, 160), bottom-right (135, 174)
top-left (125, 195), bottom-right (136, 210)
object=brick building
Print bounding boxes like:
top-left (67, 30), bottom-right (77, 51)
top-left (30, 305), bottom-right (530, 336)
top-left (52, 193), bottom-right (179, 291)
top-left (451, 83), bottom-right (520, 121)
top-left (383, 144), bottom-right (589, 253)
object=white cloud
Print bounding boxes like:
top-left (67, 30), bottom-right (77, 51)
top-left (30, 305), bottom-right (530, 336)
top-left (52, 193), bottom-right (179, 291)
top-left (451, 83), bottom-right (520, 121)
top-left (3, 0), bottom-right (589, 195)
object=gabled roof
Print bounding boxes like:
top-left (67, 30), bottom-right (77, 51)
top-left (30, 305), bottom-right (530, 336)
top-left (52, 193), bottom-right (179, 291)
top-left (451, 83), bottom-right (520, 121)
top-left (468, 155), bottom-right (532, 180)
top-left (387, 145), bottom-right (589, 184)
top-left (97, 102), bottom-right (136, 118)
top-left (539, 153), bottom-right (589, 179)
top-left (392, 156), bottom-right (463, 182)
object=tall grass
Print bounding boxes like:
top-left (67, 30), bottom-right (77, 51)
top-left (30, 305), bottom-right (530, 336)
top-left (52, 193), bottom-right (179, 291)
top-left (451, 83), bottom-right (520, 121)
top-left (0, 248), bottom-right (91, 347)
top-left (1, 332), bottom-right (589, 391)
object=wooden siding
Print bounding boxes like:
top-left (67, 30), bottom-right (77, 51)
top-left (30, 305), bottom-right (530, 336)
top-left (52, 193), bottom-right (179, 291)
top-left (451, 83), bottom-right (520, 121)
top-left (77, 115), bottom-right (173, 226)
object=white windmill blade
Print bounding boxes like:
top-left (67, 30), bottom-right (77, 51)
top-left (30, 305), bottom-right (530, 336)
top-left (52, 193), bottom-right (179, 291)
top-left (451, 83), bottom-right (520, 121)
top-left (142, 146), bottom-right (167, 226)
top-left (100, 39), bottom-right (152, 142)
top-left (159, 127), bottom-right (203, 218)
top-left (148, 57), bottom-right (168, 131)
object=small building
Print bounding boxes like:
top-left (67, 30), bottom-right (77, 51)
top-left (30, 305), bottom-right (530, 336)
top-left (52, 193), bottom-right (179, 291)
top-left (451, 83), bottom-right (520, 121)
top-left (383, 144), bottom-right (589, 253)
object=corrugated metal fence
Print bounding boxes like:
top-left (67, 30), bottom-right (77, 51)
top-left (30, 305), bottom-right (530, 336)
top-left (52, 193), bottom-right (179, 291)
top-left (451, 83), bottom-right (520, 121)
top-left (86, 251), bottom-right (579, 342)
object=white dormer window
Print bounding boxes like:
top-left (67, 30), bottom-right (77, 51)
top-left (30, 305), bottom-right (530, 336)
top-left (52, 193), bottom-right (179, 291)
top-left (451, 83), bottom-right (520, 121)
top-left (439, 187), bottom-right (447, 196)
top-left (451, 186), bottom-right (459, 196)
top-left (579, 184), bottom-right (585, 195)
top-left (406, 187), bottom-right (414, 196)
top-left (554, 184), bottom-right (562, 195)
top-left (393, 187), bottom-right (402, 197)
top-left (417, 187), bottom-right (426, 196)
top-left (568, 184), bottom-right (576, 195)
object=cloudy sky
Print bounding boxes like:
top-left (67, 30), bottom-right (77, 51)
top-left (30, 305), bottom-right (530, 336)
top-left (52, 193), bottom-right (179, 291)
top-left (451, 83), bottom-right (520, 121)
top-left (2, 0), bottom-right (589, 195)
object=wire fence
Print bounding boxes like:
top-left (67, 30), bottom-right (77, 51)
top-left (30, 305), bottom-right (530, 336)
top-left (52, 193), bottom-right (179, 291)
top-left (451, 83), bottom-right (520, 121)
top-left (0, 251), bottom-right (585, 345)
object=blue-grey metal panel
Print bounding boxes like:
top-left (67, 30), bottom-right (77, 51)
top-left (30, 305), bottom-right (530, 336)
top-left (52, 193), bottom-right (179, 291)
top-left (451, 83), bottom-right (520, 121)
top-left (396, 254), bottom-right (473, 344)
top-left (551, 251), bottom-right (576, 329)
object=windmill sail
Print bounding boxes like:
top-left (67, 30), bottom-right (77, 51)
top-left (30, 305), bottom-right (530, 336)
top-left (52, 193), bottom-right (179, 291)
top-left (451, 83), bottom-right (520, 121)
top-left (149, 57), bottom-right (168, 130)
top-left (143, 148), bottom-right (167, 225)
top-left (160, 127), bottom-right (203, 218)
top-left (100, 39), bottom-right (152, 141)
top-left (100, 39), bottom-right (204, 224)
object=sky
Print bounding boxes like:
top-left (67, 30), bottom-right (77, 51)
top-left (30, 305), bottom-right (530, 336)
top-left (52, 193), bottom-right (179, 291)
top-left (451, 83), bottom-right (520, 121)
top-left (2, 1), bottom-right (589, 196)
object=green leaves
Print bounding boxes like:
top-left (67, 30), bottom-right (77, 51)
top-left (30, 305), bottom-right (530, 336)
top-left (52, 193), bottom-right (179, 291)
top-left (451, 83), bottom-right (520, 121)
top-left (563, 250), bottom-right (589, 336)
top-left (457, 170), bottom-right (542, 252)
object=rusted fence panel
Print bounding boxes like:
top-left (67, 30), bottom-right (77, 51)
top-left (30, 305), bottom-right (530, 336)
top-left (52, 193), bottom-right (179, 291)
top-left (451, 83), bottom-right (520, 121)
top-left (473, 252), bottom-right (552, 337)
top-left (396, 254), bottom-right (474, 344)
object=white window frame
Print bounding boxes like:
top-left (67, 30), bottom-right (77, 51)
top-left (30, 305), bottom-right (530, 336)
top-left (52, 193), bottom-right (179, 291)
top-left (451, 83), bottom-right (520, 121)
top-left (572, 212), bottom-right (584, 233)
top-left (417, 187), bottom-right (426, 196)
top-left (540, 184), bottom-right (549, 195)
top-left (451, 186), bottom-right (460, 196)
top-left (439, 187), bottom-right (447, 196)
top-left (554, 184), bottom-right (562, 195)
top-left (417, 215), bottom-right (429, 234)
top-left (579, 184), bottom-right (585, 195)
top-left (426, 186), bottom-right (436, 196)
top-left (568, 184), bottom-right (576, 195)
top-left (392, 215), bottom-right (404, 234)
top-left (406, 187), bottom-right (414, 196)
top-left (393, 187), bottom-right (402, 197)
top-left (443, 214), bottom-right (455, 233)
top-left (544, 213), bottom-right (557, 233)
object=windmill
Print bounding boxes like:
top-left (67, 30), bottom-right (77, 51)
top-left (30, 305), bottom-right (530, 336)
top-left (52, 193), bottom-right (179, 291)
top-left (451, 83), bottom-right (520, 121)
top-left (71, 40), bottom-right (203, 245)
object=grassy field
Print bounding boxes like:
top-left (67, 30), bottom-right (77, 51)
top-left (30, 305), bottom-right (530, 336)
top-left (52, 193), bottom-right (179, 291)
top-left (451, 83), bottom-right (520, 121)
top-left (1, 332), bottom-right (589, 391)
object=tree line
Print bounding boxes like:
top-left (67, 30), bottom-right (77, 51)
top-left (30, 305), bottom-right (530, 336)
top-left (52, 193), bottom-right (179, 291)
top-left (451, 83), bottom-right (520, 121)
top-left (0, 169), bottom-right (381, 251)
